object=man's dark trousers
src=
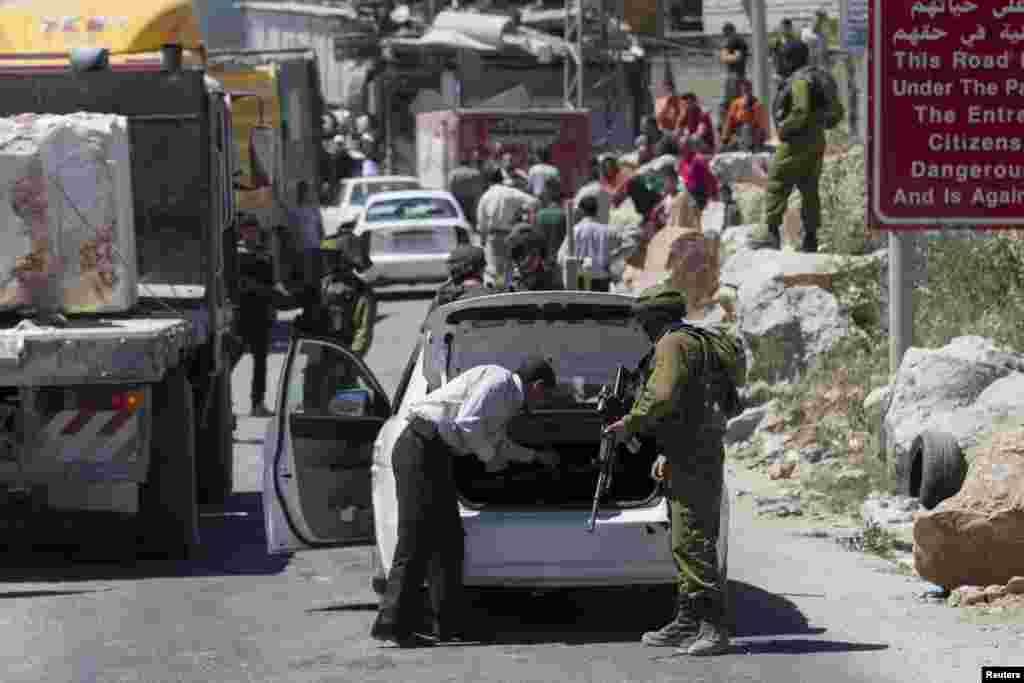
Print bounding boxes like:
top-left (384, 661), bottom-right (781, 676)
top-left (232, 304), bottom-right (272, 407)
top-left (373, 417), bottom-right (465, 639)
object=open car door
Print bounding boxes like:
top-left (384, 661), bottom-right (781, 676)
top-left (264, 334), bottom-right (391, 554)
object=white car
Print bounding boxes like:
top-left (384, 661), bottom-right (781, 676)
top-left (353, 190), bottom-right (471, 285)
top-left (320, 175), bottom-right (421, 234)
top-left (262, 291), bottom-right (730, 597)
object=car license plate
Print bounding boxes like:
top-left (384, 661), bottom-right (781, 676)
top-left (393, 233), bottom-right (435, 251)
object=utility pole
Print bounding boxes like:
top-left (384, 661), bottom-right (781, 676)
top-left (749, 0), bottom-right (771, 132)
top-left (563, 0), bottom-right (584, 109)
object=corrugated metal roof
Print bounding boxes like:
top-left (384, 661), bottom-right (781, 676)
top-left (233, 1), bottom-right (357, 18)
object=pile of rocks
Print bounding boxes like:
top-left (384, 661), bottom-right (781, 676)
top-left (947, 577), bottom-right (1024, 607)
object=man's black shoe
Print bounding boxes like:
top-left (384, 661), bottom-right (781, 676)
top-left (371, 626), bottom-right (436, 648)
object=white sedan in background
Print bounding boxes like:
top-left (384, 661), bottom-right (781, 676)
top-left (262, 291), bottom-right (730, 614)
top-left (320, 175), bottom-right (421, 234)
top-left (353, 190), bottom-right (471, 285)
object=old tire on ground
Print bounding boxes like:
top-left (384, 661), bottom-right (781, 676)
top-left (909, 430), bottom-right (967, 511)
top-left (139, 368), bottom-right (199, 560)
top-left (196, 371), bottom-right (234, 506)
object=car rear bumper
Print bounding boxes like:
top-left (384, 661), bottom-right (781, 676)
top-left (364, 252), bottom-right (450, 284)
top-left (461, 505), bottom-right (676, 588)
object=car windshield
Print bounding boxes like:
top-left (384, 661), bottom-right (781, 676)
top-left (348, 180), bottom-right (420, 207)
top-left (437, 319), bottom-right (648, 408)
top-left (365, 196), bottom-right (459, 222)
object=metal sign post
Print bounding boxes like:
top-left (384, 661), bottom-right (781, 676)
top-left (868, 0), bottom-right (1024, 375)
top-left (749, 0), bottom-right (771, 123)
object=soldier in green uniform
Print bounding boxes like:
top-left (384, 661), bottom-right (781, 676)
top-left (428, 245), bottom-right (492, 314)
top-left (604, 281), bottom-right (733, 657)
top-left (296, 232), bottom-right (377, 412)
top-left (761, 39), bottom-right (830, 253)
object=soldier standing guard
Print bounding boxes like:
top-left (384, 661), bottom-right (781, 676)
top-left (605, 278), bottom-right (743, 657)
top-left (294, 232), bottom-right (377, 412)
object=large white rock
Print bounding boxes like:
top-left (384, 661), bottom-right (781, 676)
top-left (710, 151), bottom-right (773, 187)
top-left (0, 113), bottom-right (137, 313)
top-left (737, 280), bottom-right (850, 384)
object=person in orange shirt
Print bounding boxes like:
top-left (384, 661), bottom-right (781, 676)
top-left (600, 155), bottom-right (634, 207)
top-left (720, 79), bottom-right (770, 152)
top-left (654, 80), bottom-right (685, 134)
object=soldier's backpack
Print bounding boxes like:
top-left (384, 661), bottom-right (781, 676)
top-left (295, 274), bottom-right (367, 343)
top-left (774, 66), bottom-right (845, 132)
top-left (666, 320), bottom-right (748, 419)
top-left (799, 66), bottom-right (845, 130)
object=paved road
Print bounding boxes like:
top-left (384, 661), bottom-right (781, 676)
top-left (0, 289), bottom-right (1017, 683)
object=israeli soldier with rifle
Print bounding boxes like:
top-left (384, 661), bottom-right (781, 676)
top-left (604, 277), bottom-right (745, 657)
top-left (294, 232), bottom-right (377, 412)
top-left (428, 245), bottom-right (492, 314)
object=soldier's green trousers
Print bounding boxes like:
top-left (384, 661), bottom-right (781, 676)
top-left (764, 135), bottom-right (827, 250)
top-left (667, 439), bottom-right (726, 599)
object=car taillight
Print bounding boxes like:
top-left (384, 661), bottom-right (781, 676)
top-left (111, 391), bottom-right (143, 411)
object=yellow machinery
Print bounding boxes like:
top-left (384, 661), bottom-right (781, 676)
top-left (0, 0), bottom-right (203, 62)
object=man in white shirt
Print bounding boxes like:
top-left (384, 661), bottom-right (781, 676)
top-left (527, 146), bottom-right (561, 198)
top-left (372, 357), bottom-right (559, 647)
top-left (476, 169), bottom-right (539, 287)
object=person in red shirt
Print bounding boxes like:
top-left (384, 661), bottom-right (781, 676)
top-left (676, 135), bottom-right (720, 210)
top-left (677, 93), bottom-right (717, 154)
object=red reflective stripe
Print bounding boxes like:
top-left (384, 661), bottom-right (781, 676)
top-left (61, 409), bottom-right (97, 436)
top-left (98, 409), bottom-right (134, 436)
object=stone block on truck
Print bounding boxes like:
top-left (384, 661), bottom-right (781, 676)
top-left (0, 57), bottom-right (238, 560)
top-left (416, 109), bottom-right (592, 198)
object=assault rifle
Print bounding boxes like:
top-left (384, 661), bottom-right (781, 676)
top-left (587, 365), bottom-right (637, 533)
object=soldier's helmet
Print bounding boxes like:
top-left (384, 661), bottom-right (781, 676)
top-left (446, 244), bottom-right (486, 280)
top-left (632, 282), bottom-right (688, 319)
top-left (321, 231), bottom-right (373, 274)
top-left (776, 38), bottom-right (810, 78)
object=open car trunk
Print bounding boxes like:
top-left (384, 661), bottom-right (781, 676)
top-left (454, 408), bottom-right (661, 509)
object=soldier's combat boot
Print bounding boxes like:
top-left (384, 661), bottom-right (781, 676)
top-left (751, 224), bottom-right (781, 250)
top-left (801, 227), bottom-right (819, 253)
top-left (641, 594), bottom-right (699, 647)
top-left (684, 594), bottom-right (730, 656)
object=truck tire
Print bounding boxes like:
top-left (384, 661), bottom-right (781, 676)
top-left (197, 371), bottom-right (234, 506)
top-left (138, 368), bottom-right (199, 560)
top-left (910, 430), bottom-right (967, 511)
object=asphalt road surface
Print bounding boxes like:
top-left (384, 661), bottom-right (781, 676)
top-left (0, 288), bottom-right (1018, 683)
